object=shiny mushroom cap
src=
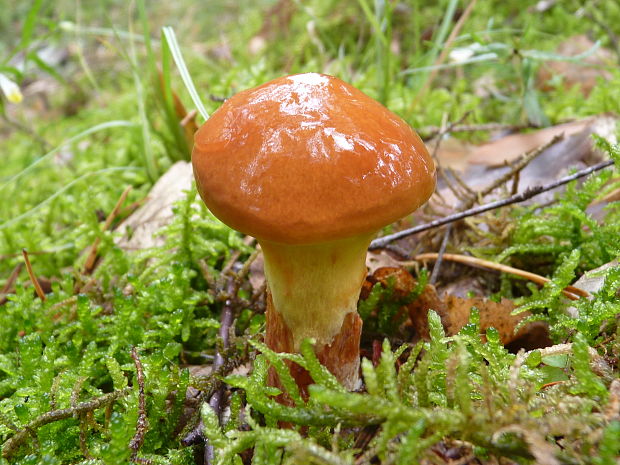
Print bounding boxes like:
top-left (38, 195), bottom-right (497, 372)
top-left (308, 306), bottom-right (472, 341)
top-left (192, 73), bottom-right (436, 244)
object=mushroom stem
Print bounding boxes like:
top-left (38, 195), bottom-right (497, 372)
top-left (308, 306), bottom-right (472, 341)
top-left (260, 233), bottom-right (373, 390)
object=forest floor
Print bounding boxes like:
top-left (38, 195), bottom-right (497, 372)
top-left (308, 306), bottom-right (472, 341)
top-left (0, 1), bottom-right (619, 464)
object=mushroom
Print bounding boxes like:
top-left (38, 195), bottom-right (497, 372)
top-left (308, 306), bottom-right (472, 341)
top-left (192, 73), bottom-right (435, 393)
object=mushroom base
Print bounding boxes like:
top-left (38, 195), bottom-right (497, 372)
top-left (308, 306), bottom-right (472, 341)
top-left (266, 295), bottom-right (362, 396)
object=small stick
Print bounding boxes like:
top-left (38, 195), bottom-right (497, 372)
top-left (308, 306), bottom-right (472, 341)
top-left (410, 252), bottom-right (589, 300)
top-left (2, 388), bottom-right (130, 459)
top-left (22, 249), bottom-right (46, 301)
top-left (220, 236), bottom-right (256, 276)
top-left (0, 263), bottom-right (23, 305)
top-left (83, 186), bottom-right (132, 274)
top-left (129, 347), bottom-right (149, 463)
top-left (465, 134), bottom-right (564, 209)
top-left (205, 278), bottom-right (236, 465)
top-left (429, 224), bottom-right (452, 285)
top-left (420, 122), bottom-right (531, 139)
top-left (432, 112), bottom-right (476, 204)
top-left (370, 159), bottom-right (615, 249)
top-left (514, 342), bottom-right (606, 369)
top-left (180, 109), bottom-right (197, 127)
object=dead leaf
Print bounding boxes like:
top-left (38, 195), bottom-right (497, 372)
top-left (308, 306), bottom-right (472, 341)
top-left (432, 115), bottom-right (617, 213)
top-left (444, 295), bottom-right (551, 349)
top-left (538, 35), bottom-right (614, 96)
top-left (248, 251), bottom-right (265, 293)
top-left (158, 70), bottom-right (198, 149)
top-left (116, 162), bottom-right (194, 251)
top-left (566, 259), bottom-right (619, 317)
top-left (366, 250), bottom-right (407, 274)
top-left (433, 115), bottom-right (616, 170)
top-left (362, 267), bottom-right (551, 349)
top-left (361, 267), bottom-right (450, 340)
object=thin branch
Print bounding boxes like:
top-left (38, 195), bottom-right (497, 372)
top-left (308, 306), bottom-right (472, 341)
top-left (83, 186), bottom-right (132, 274)
top-left (429, 224), bottom-right (452, 285)
top-left (0, 263), bottom-right (23, 305)
top-left (432, 112), bottom-right (476, 205)
top-left (205, 278), bottom-right (236, 465)
top-left (464, 134), bottom-right (564, 210)
top-left (129, 347), bottom-right (149, 463)
top-left (2, 388), bottom-right (130, 459)
top-left (409, 253), bottom-right (589, 300)
top-left (514, 343), bottom-right (608, 373)
top-left (22, 249), bottom-right (46, 301)
top-left (369, 159), bottom-right (614, 249)
top-left (420, 122), bottom-right (531, 139)
top-left (181, 274), bottom-right (240, 458)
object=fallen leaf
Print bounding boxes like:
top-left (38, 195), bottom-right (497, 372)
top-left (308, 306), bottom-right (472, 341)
top-left (432, 115), bottom-right (617, 212)
top-left (366, 250), bottom-right (407, 274)
top-left (467, 117), bottom-right (607, 166)
top-left (362, 267), bottom-right (551, 350)
top-left (116, 161), bottom-right (194, 251)
top-left (248, 250), bottom-right (265, 293)
top-left (566, 259), bottom-right (619, 317)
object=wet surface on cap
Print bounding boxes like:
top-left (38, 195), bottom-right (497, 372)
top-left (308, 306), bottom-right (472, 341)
top-left (192, 73), bottom-right (435, 244)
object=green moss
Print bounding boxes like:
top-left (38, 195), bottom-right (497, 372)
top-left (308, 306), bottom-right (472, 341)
top-left (1, 0), bottom-right (619, 463)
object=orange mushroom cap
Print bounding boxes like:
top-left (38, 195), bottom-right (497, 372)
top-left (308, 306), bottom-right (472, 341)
top-left (192, 73), bottom-right (435, 244)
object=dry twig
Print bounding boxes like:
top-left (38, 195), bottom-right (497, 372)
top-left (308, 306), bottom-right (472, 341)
top-left (83, 186), bottom-right (132, 274)
top-left (0, 263), bottom-right (23, 305)
top-left (129, 347), bottom-right (149, 463)
top-left (22, 249), bottom-right (46, 301)
top-left (2, 388), bottom-right (130, 459)
top-left (420, 122), bottom-right (532, 139)
top-left (370, 159), bottom-right (615, 249)
top-left (204, 277), bottom-right (236, 465)
top-left (410, 253), bottom-right (589, 300)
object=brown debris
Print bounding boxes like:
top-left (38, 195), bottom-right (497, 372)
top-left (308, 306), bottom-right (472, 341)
top-left (22, 249), bottom-right (46, 302)
top-left (265, 293), bottom-right (362, 402)
top-left (116, 162), bottom-right (194, 251)
top-left (363, 266), bottom-right (551, 350)
top-left (129, 348), bottom-right (149, 463)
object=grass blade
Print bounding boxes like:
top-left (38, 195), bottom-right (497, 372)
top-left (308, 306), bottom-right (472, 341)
top-left (0, 167), bottom-right (140, 231)
top-left (161, 26), bottom-right (209, 121)
top-left (0, 121), bottom-right (136, 189)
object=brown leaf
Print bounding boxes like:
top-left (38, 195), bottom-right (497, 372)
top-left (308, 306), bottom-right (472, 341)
top-left (364, 267), bottom-right (551, 350)
top-left (116, 162), bottom-right (194, 251)
top-left (433, 115), bottom-right (616, 170)
top-left (467, 118), bottom-right (594, 166)
top-left (366, 250), bottom-right (407, 274)
top-left (444, 295), bottom-right (551, 349)
top-left (432, 115), bottom-right (617, 213)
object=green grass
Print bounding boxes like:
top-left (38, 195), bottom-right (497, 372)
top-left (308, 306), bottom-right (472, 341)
top-left (0, 0), bottom-right (619, 463)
